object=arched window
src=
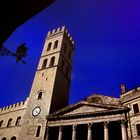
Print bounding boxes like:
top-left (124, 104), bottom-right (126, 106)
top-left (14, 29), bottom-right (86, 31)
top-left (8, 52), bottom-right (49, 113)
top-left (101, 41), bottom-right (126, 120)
top-left (2, 137), bottom-right (6, 140)
top-left (64, 43), bottom-right (67, 54)
top-left (54, 40), bottom-right (58, 49)
top-left (47, 42), bottom-right (52, 51)
top-left (37, 92), bottom-right (43, 99)
top-left (15, 116), bottom-right (21, 126)
top-left (7, 118), bottom-right (12, 127)
top-left (0, 120), bottom-right (3, 128)
top-left (49, 57), bottom-right (55, 67)
top-left (11, 136), bottom-right (16, 140)
top-left (61, 60), bottom-right (65, 69)
top-left (36, 125), bottom-right (41, 137)
top-left (42, 59), bottom-right (48, 69)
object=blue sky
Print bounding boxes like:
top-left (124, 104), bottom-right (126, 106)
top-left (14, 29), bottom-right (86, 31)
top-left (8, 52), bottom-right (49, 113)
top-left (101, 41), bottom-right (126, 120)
top-left (0, 0), bottom-right (140, 107)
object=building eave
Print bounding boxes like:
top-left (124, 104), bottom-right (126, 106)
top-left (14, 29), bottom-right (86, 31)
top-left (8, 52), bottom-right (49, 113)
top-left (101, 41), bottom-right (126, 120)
top-left (47, 107), bottom-right (130, 121)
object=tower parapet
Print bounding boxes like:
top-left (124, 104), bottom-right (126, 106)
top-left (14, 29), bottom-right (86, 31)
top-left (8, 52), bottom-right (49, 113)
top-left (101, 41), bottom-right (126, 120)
top-left (47, 26), bottom-right (74, 45)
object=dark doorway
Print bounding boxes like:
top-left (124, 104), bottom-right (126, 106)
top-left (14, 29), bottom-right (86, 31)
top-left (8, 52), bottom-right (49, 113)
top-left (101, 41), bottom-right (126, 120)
top-left (62, 125), bottom-right (72, 140)
top-left (48, 127), bottom-right (59, 140)
top-left (108, 121), bottom-right (122, 140)
top-left (92, 122), bottom-right (104, 140)
top-left (76, 124), bottom-right (87, 140)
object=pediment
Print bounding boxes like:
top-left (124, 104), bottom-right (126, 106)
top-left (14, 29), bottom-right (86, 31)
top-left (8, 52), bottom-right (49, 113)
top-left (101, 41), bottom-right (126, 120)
top-left (48, 101), bottom-right (119, 118)
top-left (64, 105), bottom-right (108, 115)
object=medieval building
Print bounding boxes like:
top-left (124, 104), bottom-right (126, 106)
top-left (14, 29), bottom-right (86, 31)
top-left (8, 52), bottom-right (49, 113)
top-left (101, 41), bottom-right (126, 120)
top-left (0, 26), bottom-right (140, 140)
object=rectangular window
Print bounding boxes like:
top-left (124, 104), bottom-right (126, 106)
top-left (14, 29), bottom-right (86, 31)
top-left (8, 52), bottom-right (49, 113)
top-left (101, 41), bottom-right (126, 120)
top-left (136, 124), bottom-right (140, 136)
top-left (133, 103), bottom-right (139, 114)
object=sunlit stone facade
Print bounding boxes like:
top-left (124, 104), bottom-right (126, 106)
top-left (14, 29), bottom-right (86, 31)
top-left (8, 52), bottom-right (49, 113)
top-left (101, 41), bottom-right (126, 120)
top-left (0, 27), bottom-right (139, 140)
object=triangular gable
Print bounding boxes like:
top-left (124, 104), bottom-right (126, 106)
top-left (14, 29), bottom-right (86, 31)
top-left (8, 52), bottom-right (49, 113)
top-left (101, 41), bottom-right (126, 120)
top-left (48, 101), bottom-right (120, 117)
top-left (64, 104), bottom-right (108, 115)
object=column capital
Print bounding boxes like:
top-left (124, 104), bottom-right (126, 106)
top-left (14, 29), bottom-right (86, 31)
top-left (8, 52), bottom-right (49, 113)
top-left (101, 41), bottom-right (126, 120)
top-left (72, 124), bottom-right (77, 131)
top-left (59, 126), bottom-right (63, 131)
top-left (120, 120), bottom-right (128, 127)
top-left (104, 121), bottom-right (109, 128)
top-left (88, 123), bottom-right (93, 129)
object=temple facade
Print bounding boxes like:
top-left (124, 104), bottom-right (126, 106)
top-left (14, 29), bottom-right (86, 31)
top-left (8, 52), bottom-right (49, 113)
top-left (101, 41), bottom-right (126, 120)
top-left (0, 27), bottom-right (140, 140)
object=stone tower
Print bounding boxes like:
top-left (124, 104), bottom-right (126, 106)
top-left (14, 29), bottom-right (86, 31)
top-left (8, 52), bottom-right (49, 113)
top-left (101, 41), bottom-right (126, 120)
top-left (19, 26), bottom-right (74, 140)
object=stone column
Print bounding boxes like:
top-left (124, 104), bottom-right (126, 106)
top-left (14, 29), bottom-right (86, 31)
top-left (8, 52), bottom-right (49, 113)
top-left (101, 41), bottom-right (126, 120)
top-left (87, 123), bottom-right (92, 140)
top-left (121, 120), bottom-right (128, 140)
top-left (104, 121), bottom-right (109, 140)
top-left (58, 126), bottom-right (63, 140)
top-left (72, 124), bottom-right (77, 140)
top-left (45, 126), bottom-right (49, 140)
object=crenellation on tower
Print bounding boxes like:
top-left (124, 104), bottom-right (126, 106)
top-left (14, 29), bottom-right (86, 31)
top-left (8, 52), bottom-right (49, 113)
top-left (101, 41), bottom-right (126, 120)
top-left (47, 26), bottom-right (66, 37)
top-left (46, 26), bottom-right (74, 45)
top-left (67, 33), bottom-right (70, 37)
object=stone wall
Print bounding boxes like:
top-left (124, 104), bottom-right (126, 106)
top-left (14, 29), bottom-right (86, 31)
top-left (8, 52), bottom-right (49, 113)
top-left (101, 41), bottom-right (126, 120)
top-left (121, 87), bottom-right (140, 140)
top-left (0, 98), bottom-right (28, 140)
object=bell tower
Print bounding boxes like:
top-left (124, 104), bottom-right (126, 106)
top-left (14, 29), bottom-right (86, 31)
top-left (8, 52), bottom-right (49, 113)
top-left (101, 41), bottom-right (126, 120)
top-left (19, 26), bottom-right (74, 140)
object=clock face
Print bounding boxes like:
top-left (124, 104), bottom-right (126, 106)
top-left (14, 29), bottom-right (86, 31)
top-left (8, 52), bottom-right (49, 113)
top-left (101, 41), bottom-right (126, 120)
top-left (32, 107), bottom-right (41, 116)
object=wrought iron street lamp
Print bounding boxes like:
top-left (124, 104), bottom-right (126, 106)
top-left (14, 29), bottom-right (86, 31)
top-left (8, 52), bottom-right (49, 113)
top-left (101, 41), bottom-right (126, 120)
top-left (0, 43), bottom-right (28, 64)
